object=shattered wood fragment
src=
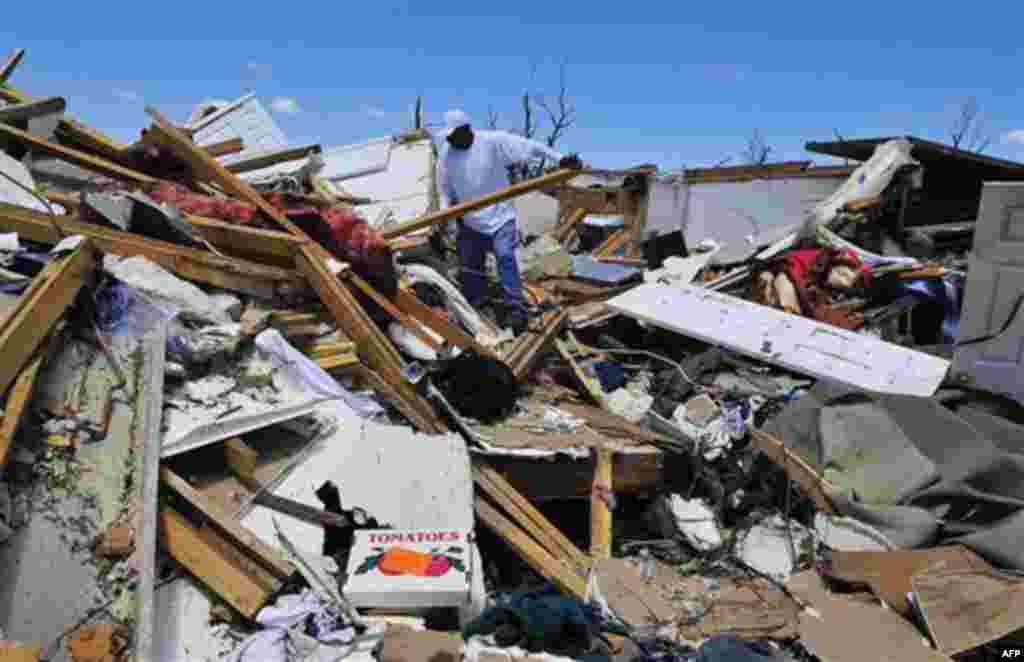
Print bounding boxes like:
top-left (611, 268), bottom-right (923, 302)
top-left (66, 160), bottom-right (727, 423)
top-left (393, 287), bottom-right (500, 359)
top-left (750, 429), bottom-right (836, 514)
top-left (0, 353), bottom-right (44, 471)
top-left (592, 229), bottom-right (629, 258)
top-left (474, 495), bottom-right (587, 601)
top-left (0, 48), bottom-right (26, 85)
top-left (382, 168), bottom-right (579, 240)
top-left (472, 462), bottom-right (591, 577)
top-left (505, 309), bottom-right (567, 382)
top-left (0, 201), bottom-right (302, 297)
top-left (307, 340), bottom-right (357, 359)
top-left (552, 208), bottom-right (587, 243)
top-left (225, 144), bottom-right (323, 174)
top-left (590, 446), bottom-right (614, 559)
top-left (0, 241), bottom-right (94, 398)
top-left (0, 122), bottom-right (155, 186)
top-left (316, 352), bottom-right (359, 371)
top-left (160, 466), bottom-right (293, 578)
top-left (296, 244), bottom-right (444, 433)
top-left (199, 136), bottom-right (244, 158)
top-left (159, 506), bottom-right (281, 619)
top-left (345, 272), bottom-right (444, 352)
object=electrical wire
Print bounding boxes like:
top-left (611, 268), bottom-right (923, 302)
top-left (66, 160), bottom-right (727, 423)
top-left (574, 343), bottom-right (698, 387)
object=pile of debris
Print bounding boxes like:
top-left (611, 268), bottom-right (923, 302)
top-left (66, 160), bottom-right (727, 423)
top-left (2, 47), bottom-right (1024, 662)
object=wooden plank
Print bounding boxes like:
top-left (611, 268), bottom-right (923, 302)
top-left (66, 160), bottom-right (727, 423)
top-left (552, 208), bottom-right (587, 243)
top-left (506, 310), bottom-right (567, 382)
top-left (0, 201), bottom-right (301, 297)
top-left (0, 48), bottom-right (26, 85)
top-left (590, 446), bottom-right (614, 559)
top-left (0, 354), bottom-right (44, 470)
top-left (224, 437), bottom-right (260, 489)
top-left (0, 242), bottom-right (93, 397)
top-left (307, 340), bottom-right (357, 358)
top-left (159, 507), bottom-right (279, 619)
top-left (296, 244), bottom-right (444, 434)
top-left (160, 466), bottom-right (293, 578)
top-left (593, 229), bottom-right (629, 258)
top-left (317, 353), bottom-right (359, 371)
top-left (146, 106), bottom-right (307, 237)
top-left (382, 169), bottom-right (579, 239)
top-left (200, 137), bottom-right (245, 158)
top-left (345, 272), bottom-right (444, 352)
top-left (393, 287), bottom-right (499, 360)
top-left (0, 122), bottom-right (155, 186)
top-left (474, 496), bottom-right (587, 600)
top-left (0, 96), bottom-right (66, 124)
top-left (225, 144), bottom-right (322, 174)
top-left (472, 463), bottom-right (591, 576)
top-left (750, 429), bottom-right (836, 514)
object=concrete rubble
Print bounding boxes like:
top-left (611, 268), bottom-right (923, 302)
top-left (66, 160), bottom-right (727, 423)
top-left (0, 49), bottom-right (1022, 662)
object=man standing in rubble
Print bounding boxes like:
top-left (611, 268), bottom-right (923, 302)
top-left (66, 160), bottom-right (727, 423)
top-left (437, 109), bottom-right (582, 335)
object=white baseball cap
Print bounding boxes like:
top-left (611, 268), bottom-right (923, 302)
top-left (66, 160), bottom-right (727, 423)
top-left (444, 109), bottom-right (471, 137)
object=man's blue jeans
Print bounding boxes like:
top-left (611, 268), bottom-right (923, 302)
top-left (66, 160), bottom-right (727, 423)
top-left (457, 219), bottom-right (526, 322)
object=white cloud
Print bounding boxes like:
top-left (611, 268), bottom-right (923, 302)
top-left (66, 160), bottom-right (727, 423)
top-left (245, 62), bottom-right (273, 78)
top-left (1004, 129), bottom-right (1024, 145)
top-left (270, 97), bottom-right (301, 114)
top-left (361, 105), bottom-right (390, 120)
top-left (112, 88), bottom-right (142, 103)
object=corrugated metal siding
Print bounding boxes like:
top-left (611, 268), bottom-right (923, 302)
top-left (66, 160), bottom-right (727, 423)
top-left (191, 96), bottom-right (288, 166)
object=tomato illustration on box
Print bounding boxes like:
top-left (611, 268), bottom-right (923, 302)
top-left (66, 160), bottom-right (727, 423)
top-left (344, 529), bottom-right (472, 609)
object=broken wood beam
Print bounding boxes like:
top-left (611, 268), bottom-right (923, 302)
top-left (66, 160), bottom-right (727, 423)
top-left (0, 96), bottom-right (66, 124)
top-left (552, 208), bottom-right (587, 243)
top-left (590, 446), bottom-right (614, 559)
top-left (393, 287), bottom-right (500, 360)
top-left (0, 241), bottom-right (94, 397)
top-left (506, 309), bottom-right (568, 382)
top-left (225, 144), bottom-right (323, 174)
top-left (382, 168), bottom-right (579, 240)
top-left (345, 272), bottom-right (445, 353)
top-left (0, 48), bottom-right (26, 85)
top-left (0, 121), bottom-right (156, 186)
top-left (296, 244), bottom-right (444, 433)
top-left (0, 353), bottom-right (45, 471)
top-left (317, 353), bottom-right (359, 371)
top-left (200, 137), bottom-right (244, 158)
top-left (472, 462), bottom-right (591, 576)
top-left (750, 429), bottom-right (836, 514)
top-left (0, 201), bottom-right (302, 297)
top-left (146, 106), bottom-right (308, 237)
top-left (475, 496), bottom-right (587, 601)
top-left (161, 466), bottom-right (293, 578)
top-left (593, 229), bottom-right (629, 258)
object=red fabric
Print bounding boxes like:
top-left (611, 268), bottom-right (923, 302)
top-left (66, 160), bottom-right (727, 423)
top-left (148, 182), bottom-right (259, 225)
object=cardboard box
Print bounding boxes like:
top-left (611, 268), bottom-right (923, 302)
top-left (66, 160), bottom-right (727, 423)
top-left (344, 529), bottom-right (472, 609)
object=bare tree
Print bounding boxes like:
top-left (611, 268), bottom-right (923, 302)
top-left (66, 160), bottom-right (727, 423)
top-left (520, 93), bottom-right (535, 139)
top-left (413, 96), bottom-right (422, 130)
top-left (950, 96), bottom-right (992, 153)
top-left (535, 61), bottom-right (577, 148)
top-left (486, 105), bottom-right (500, 130)
top-left (743, 129), bottom-right (772, 165)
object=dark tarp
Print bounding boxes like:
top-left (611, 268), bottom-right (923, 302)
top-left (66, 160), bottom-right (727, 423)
top-left (763, 381), bottom-right (1024, 569)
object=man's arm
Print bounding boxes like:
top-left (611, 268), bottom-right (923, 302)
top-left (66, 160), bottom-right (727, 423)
top-left (495, 132), bottom-right (565, 169)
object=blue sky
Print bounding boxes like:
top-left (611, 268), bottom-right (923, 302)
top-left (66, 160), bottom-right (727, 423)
top-left (3, 1), bottom-right (1022, 170)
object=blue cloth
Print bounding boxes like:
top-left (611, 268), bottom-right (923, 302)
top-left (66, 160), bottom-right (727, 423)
top-left (891, 274), bottom-right (963, 344)
top-left (438, 130), bottom-right (563, 235)
top-left (457, 218), bottom-right (526, 319)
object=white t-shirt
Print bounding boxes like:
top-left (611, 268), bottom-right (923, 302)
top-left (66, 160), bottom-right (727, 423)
top-left (437, 130), bottom-right (564, 235)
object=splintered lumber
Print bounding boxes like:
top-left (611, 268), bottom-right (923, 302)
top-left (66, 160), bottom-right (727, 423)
top-left (393, 287), bottom-right (499, 360)
top-left (0, 121), bottom-right (156, 186)
top-left (552, 207), bottom-right (587, 243)
top-left (225, 144), bottom-right (323, 174)
top-left (159, 507), bottom-right (281, 619)
top-left (0, 48), bottom-right (26, 85)
top-left (0, 354), bottom-right (45, 471)
top-left (505, 309), bottom-right (568, 382)
top-left (200, 137), bottom-right (244, 158)
top-left (161, 467), bottom-right (292, 578)
top-left (750, 429), bottom-right (836, 514)
top-left (472, 463), bottom-right (590, 576)
top-left (0, 241), bottom-right (94, 397)
top-left (146, 106), bottom-right (308, 237)
top-left (592, 229), bottom-right (630, 258)
top-left (590, 446), bottom-right (614, 559)
top-left (0, 96), bottom-right (66, 124)
top-left (317, 352), bottom-right (359, 371)
top-left (0, 201), bottom-right (301, 297)
top-left (382, 168), bottom-right (579, 240)
top-left (475, 496), bottom-right (587, 600)
top-left (345, 272), bottom-right (444, 353)
top-left (296, 244), bottom-right (444, 433)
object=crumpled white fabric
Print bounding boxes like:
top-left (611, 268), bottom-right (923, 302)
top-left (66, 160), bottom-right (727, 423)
top-left (255, 329), bottom-right (382, 418)
top-left (400, 263), bottom-right (499, 348)
top-left (227, 590), bottom-right (359, 662)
